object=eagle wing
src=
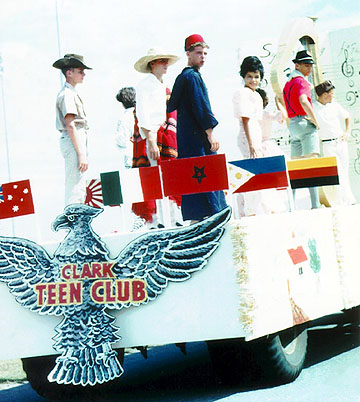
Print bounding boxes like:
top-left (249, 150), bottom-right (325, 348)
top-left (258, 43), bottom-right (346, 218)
top-left (108, 206), bottom-right (231, 309)
top-left (0, 236), bottom-right (62, 315)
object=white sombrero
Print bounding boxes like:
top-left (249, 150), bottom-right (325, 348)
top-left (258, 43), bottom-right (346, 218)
top-left (134, 47), bottom-right (180, 73)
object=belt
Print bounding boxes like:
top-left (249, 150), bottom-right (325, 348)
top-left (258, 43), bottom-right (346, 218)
top-left (322, 138), bottom-right (338, 142)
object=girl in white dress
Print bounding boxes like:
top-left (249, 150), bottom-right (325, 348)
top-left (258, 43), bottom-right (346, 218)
top-left (232, 57), bottom-right (285, 216)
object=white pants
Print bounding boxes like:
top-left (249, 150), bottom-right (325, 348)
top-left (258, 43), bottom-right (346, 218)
top-left (59, 129), bottom-right (88, 206)
top-left (322, 139), bottom-right (356, 205)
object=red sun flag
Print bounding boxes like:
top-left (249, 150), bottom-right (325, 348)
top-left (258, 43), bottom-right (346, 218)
top-left (160, 154), bottom-right (228, 196)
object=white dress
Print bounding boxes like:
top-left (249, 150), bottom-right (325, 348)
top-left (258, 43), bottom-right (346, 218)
top-left (232, 88), bottom-right (285, 216)
top-left (261, 110), bottom-right (284, 157)
top-left (233, 87), bottom-right (264, 158)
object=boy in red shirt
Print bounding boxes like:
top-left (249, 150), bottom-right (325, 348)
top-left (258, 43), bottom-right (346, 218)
top-left (283, 50), bottom-right (321, 209)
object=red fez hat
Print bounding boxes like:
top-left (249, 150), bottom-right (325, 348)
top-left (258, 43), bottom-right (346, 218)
top-left (184, 34), bottom-right (208, 51)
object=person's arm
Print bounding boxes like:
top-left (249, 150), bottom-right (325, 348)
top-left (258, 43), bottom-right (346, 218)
top-left (65, 114), bottom-right (88, 173)
top-left (341, 117), bottom-right (351, 141)
top-left (241, 117), bottom-right (257, 158)
top-left (140, 127), bottom-right (160, 161)
top-left (299, 94), bottom-right (319, 129)
top-left (205, 128), bottom-right (219, 152)
top-left (275, 95), bottom-right (288, 121)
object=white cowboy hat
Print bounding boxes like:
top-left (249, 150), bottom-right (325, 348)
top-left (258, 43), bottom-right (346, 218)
top-left (134, 47), bottom-right (180, 73)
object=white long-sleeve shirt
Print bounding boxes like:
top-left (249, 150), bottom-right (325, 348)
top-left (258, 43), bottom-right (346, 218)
top-left (136, 73), bottom-right (166, 139)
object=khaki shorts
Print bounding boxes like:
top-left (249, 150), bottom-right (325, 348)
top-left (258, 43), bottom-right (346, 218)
top-left (289, 116), bottom-right (320, 157)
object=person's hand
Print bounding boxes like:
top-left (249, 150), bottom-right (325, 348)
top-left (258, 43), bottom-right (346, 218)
top-left (249, 144), bottom-right (258, 159)
top-left (147, 138), bottom-right (160, 161)
top-left (77, 153), bottom-right (88, 173)
top-left (305, 116), bottom-right (319, 130)
top-left (207, 131), bottom-right (220, 152)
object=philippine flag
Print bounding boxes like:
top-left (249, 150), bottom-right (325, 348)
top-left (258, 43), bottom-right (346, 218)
top-left (228, 155), bottom-right (288, 193)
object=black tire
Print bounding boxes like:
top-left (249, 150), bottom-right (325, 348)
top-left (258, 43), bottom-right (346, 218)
top-left (22, 349), bottom-right (125, 401)
top-left (207, 325), bottom-right (308, 386)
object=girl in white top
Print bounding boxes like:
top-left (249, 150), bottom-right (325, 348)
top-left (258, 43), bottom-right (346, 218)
top-left (233, 56), bottom-right (264, 159)
top-left (232, 56), bottom-right (281, 216)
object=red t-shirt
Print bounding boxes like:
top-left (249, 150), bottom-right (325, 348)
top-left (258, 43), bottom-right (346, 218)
top-left (283, 76), bottom-right (312, 118)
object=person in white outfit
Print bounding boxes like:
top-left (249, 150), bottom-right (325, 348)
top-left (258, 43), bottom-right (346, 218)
top-left (53, 54), bottom-right (91, 206)
top-left (314, 80), bottom-right (356, 206)
top-left (233, 56), bottom-right (280, 216)
top-left (133, 48), bottom-right (179, 228)
top-left (115, 87), bottom-right (136, 169)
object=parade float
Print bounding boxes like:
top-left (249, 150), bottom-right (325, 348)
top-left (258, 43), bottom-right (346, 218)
top-left (0, 17), bottom-right (359, 400)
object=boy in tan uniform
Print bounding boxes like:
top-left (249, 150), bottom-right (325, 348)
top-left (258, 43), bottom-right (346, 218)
top-left (53, 54), bottom-right (91, 205)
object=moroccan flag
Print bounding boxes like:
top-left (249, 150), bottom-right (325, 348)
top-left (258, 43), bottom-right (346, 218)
top-left (287, 156), bottom-right (339, 189)
top-left (228, 155), bottom-right (288, 193)
top-left (85, 179), bottom-right (103, 208)
top-left (101, 166), bottom-right (163, 206)
top-left (0, 180), bottom-right (35, 219)
top-left (160, 154), bottom-right (228, 196)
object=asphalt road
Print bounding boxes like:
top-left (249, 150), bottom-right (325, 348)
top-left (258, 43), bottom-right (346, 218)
top-left (1, 311), bottom-right (359, 402)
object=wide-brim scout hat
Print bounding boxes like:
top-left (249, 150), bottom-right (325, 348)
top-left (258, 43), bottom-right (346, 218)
top-left (52, 54), bottom-right (92, 70)
top-left (292, 50), bottom-right (314, 64)
top-left (134, 47), bottom-right (179, 73)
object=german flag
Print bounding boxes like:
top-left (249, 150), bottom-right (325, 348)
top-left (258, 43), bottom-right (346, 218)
top-left (287, 156), bottom-right (339, 189)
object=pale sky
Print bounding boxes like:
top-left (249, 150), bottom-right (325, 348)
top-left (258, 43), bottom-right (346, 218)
top-left (0, 0), bottom-right (359, 238)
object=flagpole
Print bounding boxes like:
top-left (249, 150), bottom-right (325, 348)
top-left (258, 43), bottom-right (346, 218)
top-left (55, 0), bottom-right (64, 87)
top-left (0, 54), bottom-right (11, 183)
top-left (0, 54), bottom-right (16, 236)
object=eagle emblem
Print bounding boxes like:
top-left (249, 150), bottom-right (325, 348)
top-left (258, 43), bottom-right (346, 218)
top-left (0, 204), bottom-right (231, 386)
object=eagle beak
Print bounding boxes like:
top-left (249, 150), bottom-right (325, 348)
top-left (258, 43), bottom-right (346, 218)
top-left (52, 214), bottom-right (69, 232)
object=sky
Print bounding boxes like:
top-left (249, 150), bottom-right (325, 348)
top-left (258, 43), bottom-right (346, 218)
top-left (0, 0), bottom-right (359, 239)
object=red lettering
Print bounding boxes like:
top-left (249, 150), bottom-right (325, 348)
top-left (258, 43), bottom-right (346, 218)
top-left (92, 263), bottom-right (102, 278)
top-left (81, 263), bottom-right (92, 279)
top-left (47, 284), bottom-right (57, 305)
top-left (61, 264), bottom-right (72, 280)
top-left (69, 282), bottom-right (82, 303)
top-left (72, 264), bottom-right (80, 279)
top-left (35, 284), bottom-right (47, 305)
top-left (105, 280), bottom-right (116, 302)
top-left (91, 280), bottom-right (104, 303)
top-left (102, 263), bottom-right (115, 278)
top-left (58, 283), bottom-right (67, 304)
top-left (116, 280), bottom-right (130, 302)
top-left (132, 280), bottom-right (147, 302)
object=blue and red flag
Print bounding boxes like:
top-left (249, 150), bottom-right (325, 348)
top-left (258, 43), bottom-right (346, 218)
top-left (228, 155), bottom-right (288, 193)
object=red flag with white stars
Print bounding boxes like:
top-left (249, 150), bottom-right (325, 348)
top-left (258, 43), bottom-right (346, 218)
top-left (0, 180), bottom-right (35, 220)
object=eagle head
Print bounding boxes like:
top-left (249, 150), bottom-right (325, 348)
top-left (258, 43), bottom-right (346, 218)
top-left (52, 204), bottom-right (103, 232)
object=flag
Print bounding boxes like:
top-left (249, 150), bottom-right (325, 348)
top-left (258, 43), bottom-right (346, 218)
top-left (228, 155), bottom-right (288, 193)
top-left (287, 156), bottom-right (339, 189)
top-left (0, 180), bottom-right (35, 220)
top-left (160, 154), bottom-right (228, 196)
top-left (101, 166), bottom-right (163, 206)
top-left (288, 246), bottom-right (308, 265)
top-left (85, 179), bottom-right (103, 208)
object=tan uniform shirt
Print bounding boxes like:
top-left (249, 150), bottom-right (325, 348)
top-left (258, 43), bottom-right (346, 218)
top-left (56, 82), bottom-right (89, 132)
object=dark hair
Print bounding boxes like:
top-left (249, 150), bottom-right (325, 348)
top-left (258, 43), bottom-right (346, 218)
top-left (61, 67), bottom-right (73, 77)
top-left (116, 87), bottom-right (136, 108)
top-left (240, 56), bottom-right (264, 80)
top-left (255, 88), bottom-right (268, 108)
top-left (314, 80), bottom-right (335, 97)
